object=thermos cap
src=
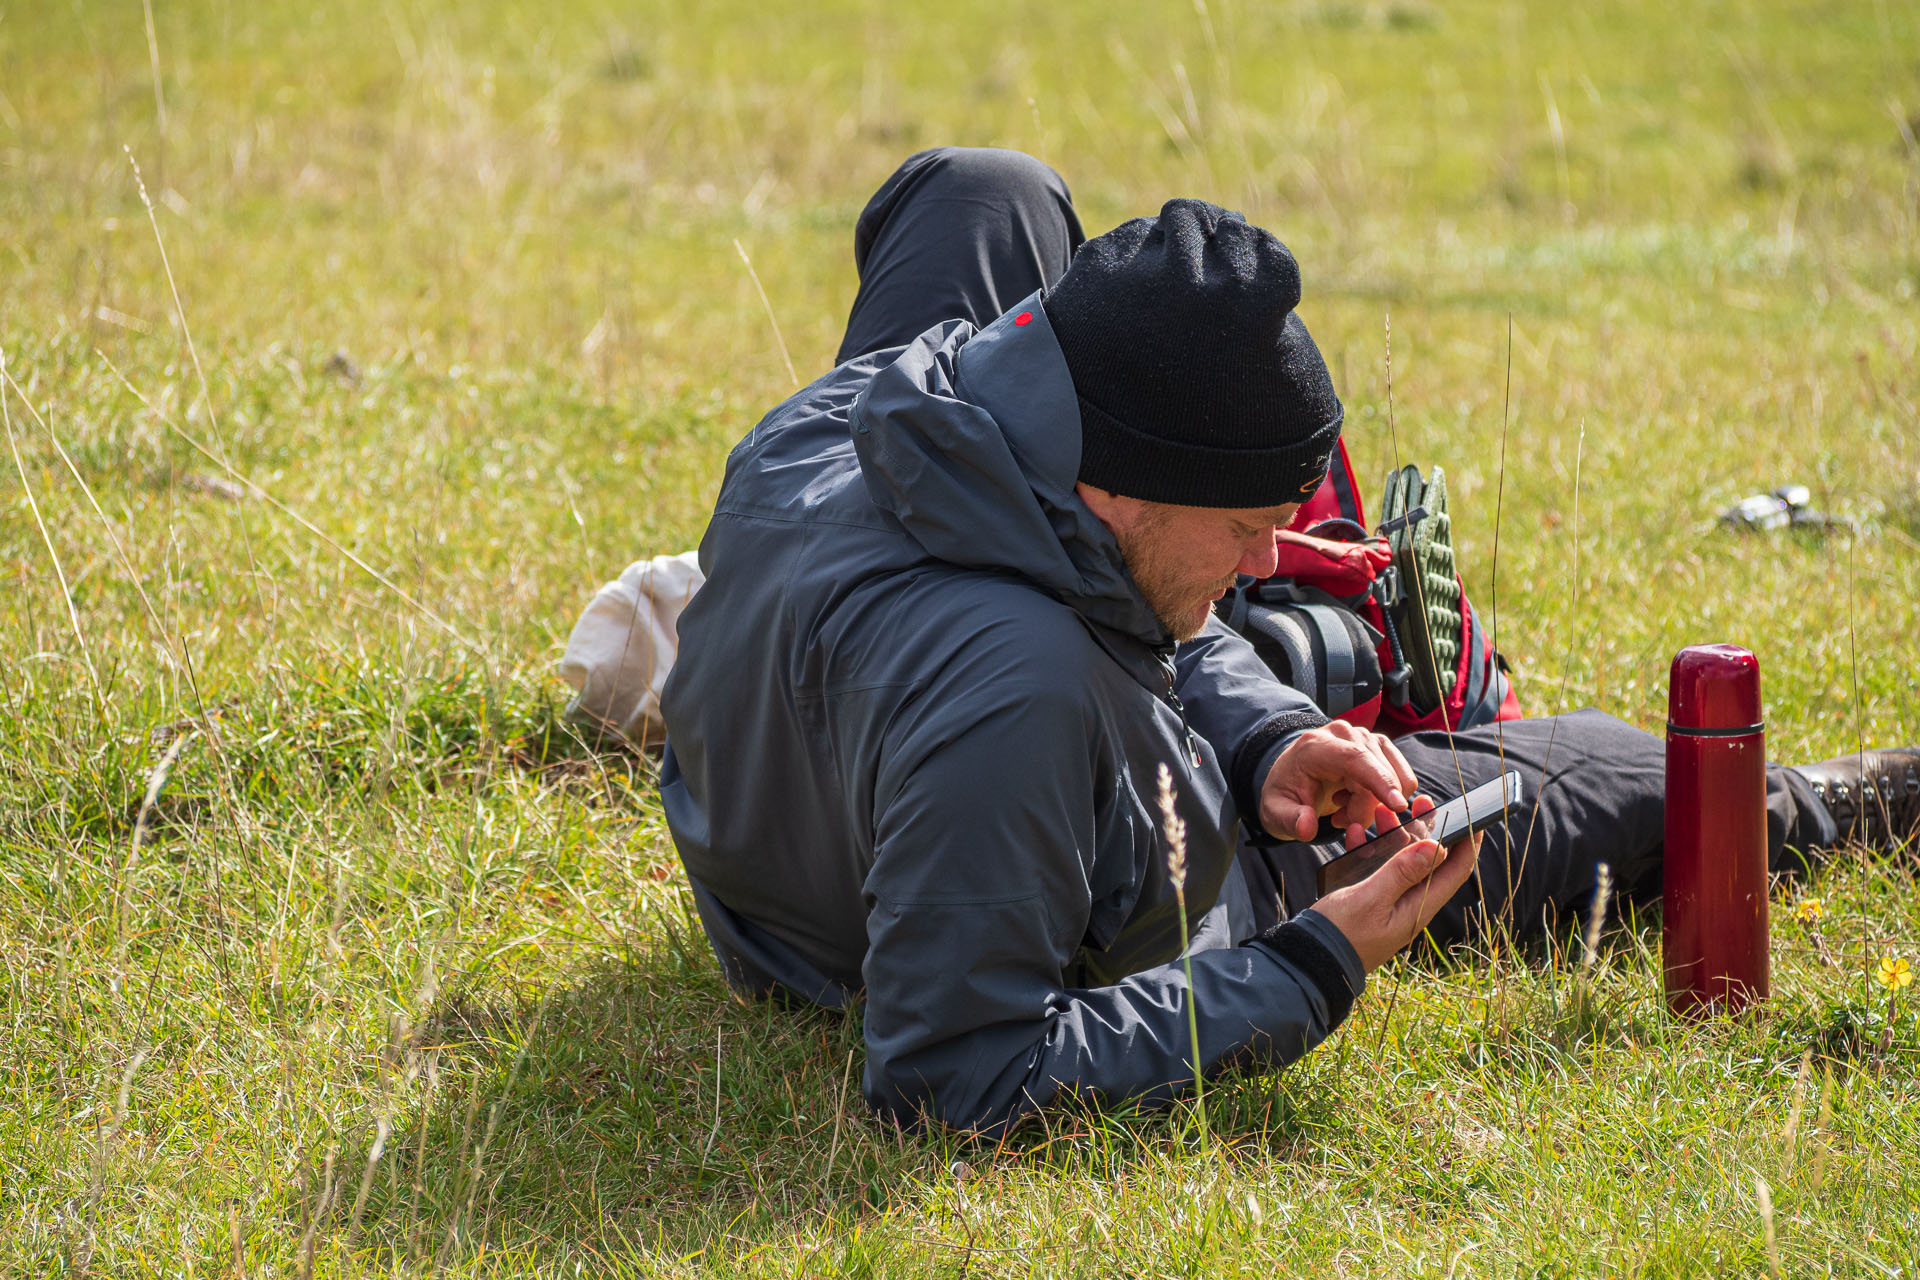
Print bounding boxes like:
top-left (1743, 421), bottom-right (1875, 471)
top-left (1668, 643), bottom-right (1763, 733)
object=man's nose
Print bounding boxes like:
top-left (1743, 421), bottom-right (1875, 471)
top-left (1236, 531), bottom-right (1281, 581)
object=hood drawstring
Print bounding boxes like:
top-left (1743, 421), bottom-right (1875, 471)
top-left (1162, 657), bottom-right (1203, 770)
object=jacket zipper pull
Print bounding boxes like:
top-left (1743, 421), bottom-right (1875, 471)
top-left (1164, 665), bottom-right (1203, 769)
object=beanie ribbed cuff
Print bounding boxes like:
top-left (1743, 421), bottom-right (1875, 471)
top-left (1075, 393), bottom-right (1342, 509)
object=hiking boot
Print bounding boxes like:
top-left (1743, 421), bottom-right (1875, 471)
top-left (1377, 464), bottom-right (1462, 716)
top-left (1795, 748), bottom-right (1920, 850)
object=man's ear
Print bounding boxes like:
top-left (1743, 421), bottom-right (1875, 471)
top-left (1074, 481), bottom-right (1145, 535)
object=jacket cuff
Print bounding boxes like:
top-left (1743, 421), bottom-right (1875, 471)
top-left (1232, 709), bottom-right (1330, 836)
top-left (1246, 909), bottom-right (1365, 1029)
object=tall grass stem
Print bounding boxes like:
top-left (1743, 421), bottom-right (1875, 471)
top-left (733, 238), bottom-right (799, 389)
top-left (1157, 763), bottom-right (1209, 1151)
top-left (1, 349), bottom-right (105, 718)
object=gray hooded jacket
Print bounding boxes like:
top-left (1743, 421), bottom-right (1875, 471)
top-left (660, 295), bottom-right (1366, 1133)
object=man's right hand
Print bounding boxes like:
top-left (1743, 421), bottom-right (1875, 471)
top-left (1308, 795), bottom-right (1481, 972)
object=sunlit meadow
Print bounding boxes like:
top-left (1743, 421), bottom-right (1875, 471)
top-left (3, 0), bottom-right (1917, 1273)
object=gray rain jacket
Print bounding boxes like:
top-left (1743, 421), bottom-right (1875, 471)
top-left (660, 295), bottom-right (1367, 1134)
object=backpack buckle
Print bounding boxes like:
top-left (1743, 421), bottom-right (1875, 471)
top-left (1375, 503), bottom-right (1429, 539)
top-left (1369, 567), bottom-right (1414, 707)
top-left (1382, 663), bottom-right (1412, 708)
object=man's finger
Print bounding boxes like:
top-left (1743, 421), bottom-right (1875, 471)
top-left (1376, 733), bottom-right (1418, 799)
top-left (1320, 736), bottom-right (1408, 812)
top-left (1334, 788), bottom-right (1395, 832)
top-left (1263, 795), bottom-right (1319, 843)
top-left (1380, 836), bottom-right (1443, 894)
top-left (1406, 831), bottom-right (1481, 924)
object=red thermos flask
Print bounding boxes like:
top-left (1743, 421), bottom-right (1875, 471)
top-left (1663, 644), bottom-right (1770, 1015)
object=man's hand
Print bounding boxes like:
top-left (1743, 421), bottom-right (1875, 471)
top-left (1309, 796), bottom-right (1481, 972)
top-left (1259, 720), bottom-right (1418, 841)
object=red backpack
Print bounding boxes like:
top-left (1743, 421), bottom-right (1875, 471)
top-left (1217, 440), bottom-right (1522, 736)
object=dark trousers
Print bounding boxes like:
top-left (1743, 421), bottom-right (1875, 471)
top-left (836, 147), bottom-right (1084, 364)
top-left (837, 147), bottom-right (1839, 948)
top-left (1241, 710), bottom-right (1837, 946)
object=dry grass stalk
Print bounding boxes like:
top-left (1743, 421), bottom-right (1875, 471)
top-left (1580, 861), bottom-right (1613, 971)
top-left (1157, 762), bottom-right (1188, 893)
top-left (1755, 1175), bottom-right (1783, 1279)
top-left (1156, 762), bottom-right (1208, 1149)
top-left (97, 351), bottom-right (479, 652)
top-left (734, 238), bottom-right (800, 389)
top-left (1, 347), bottom-right (106, 717)
top-left (117, 728), bottom-right (198, 960)
top-left (125, 146), bottom-right (268, 604)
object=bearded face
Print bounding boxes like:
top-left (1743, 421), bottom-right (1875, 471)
top-left (1081, 491), bottom-right (1301, 643)
top-left (1112, 506), bottom-right (1244, 641)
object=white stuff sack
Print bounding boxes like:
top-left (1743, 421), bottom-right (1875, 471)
top-left (557, 550), bottom-right (704, 749)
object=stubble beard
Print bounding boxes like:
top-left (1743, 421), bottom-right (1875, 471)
top-left (1114, 518), bottom-right (1238, 644)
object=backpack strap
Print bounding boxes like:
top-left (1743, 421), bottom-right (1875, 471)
top-left (1295, 602), bottom-right (1360, 714)
top-left (1237, 594), bottom-right (1378, 718)
top-left (1300, 517), bottom-right (1370, 543)
top-left (1241, 606), bottom-right (1321, 707)
top-left (1220, 577), bottom-right (1254, 633)
top-left (1453, 601), bottom-right (1516, 729)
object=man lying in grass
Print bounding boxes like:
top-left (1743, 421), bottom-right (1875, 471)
top-left (658, 147), bottom-right (1920, 1135)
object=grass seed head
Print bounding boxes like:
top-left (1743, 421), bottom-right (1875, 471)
top-left (1156, 761), bottom-right (1187, 894)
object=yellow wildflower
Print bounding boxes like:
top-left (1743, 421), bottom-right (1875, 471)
top-left (1792, 897), bottom-right (1825, 924)
top-left (1876, 955), bottom-right (1914, 990)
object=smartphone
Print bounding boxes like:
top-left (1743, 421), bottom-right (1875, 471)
top-left (1315, 769), bottom-right (1525, 896)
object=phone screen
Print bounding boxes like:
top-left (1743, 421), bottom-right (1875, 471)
top-left (1315, 770), bottom-right (1524, 897)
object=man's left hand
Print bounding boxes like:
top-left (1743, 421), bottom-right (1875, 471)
top-left (1259, 720), bottom-right (1417, 841)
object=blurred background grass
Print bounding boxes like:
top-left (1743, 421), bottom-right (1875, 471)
top-left (2, 0), bottom-right (1918, 1274)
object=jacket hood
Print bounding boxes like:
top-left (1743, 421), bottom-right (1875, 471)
top-left (849, 294), bottom-right (1170, 647)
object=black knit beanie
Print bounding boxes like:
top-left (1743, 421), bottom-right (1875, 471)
top-left (1042, 198), bottom-right (1343, 508)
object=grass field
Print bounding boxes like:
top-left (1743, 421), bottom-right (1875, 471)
top-left (3, 0), bottom-right (1919, 1273)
